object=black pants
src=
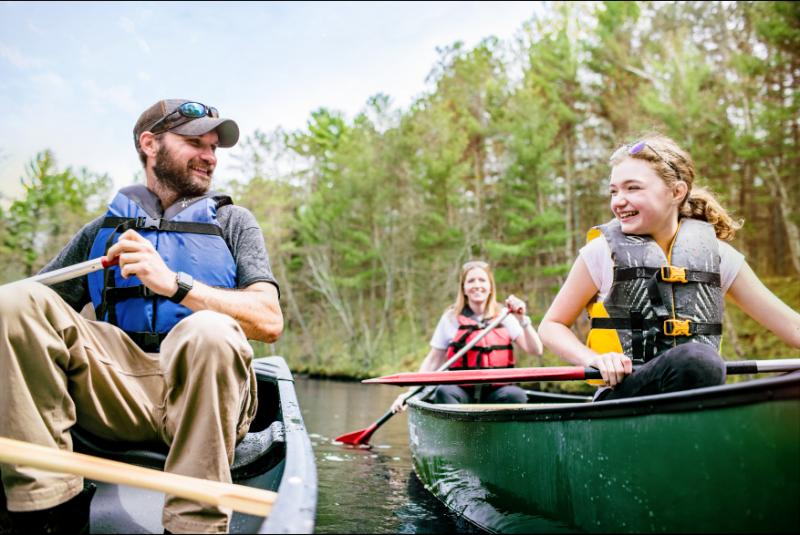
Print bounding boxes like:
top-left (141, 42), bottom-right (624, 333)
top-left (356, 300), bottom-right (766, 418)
top-left (433, 384), bottom-right (528, 404)
top-left (596, 342), bottom-right (726, 401)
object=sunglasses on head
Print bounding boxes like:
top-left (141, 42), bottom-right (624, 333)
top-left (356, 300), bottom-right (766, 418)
top-left (612, 140), bottom-right (684, 183)
top-left (147, 101), bottom-right (219, 135)
top-left (463, 260), bottom-right (489, 271)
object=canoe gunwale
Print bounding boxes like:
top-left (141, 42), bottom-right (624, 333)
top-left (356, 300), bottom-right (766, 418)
top-left (407, 370), bottom-right (800, 422)
top-left (255, 357), bottom-right (317, 534)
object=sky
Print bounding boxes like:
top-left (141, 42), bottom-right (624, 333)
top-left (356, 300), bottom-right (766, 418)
top-left (0, 1), bottom-right (539, 204)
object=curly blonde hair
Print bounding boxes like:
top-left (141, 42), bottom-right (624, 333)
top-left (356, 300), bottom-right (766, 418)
top-left (609, 133), bottom-right (742, 240)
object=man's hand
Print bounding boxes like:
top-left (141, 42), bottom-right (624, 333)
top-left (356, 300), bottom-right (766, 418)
top-left (105, 229), bottom-right (178, 297)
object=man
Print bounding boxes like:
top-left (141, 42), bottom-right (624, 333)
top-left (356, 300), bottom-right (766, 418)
top-left (0, 99), bottom-right (283, 534)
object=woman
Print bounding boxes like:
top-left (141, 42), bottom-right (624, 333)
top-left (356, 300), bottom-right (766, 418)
top-left (539, 134), bottom-right (800, 400)
top-left (391, 260), bottom-right (543, 412)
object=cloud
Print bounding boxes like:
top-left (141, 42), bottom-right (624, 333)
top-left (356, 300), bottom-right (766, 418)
top-left (118, 16), bottom-right (151, 54)
top-left (0, 43), bottom-right (43, 69)
top-left (31, 71), bottom-right (66, 89)
top-left (82, 79), bottom-right (138, 114)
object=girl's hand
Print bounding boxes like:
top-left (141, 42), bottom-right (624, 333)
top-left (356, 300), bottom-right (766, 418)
top-left (587, 352), bottom-right (633, 388)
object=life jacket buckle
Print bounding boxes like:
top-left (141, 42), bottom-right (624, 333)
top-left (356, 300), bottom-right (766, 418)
top-left (135, 216), bottom-right (162, 230)
top-left (663, 319), bottom-right (691, 336)
top-left (660, 265), bottom-right (688, 283)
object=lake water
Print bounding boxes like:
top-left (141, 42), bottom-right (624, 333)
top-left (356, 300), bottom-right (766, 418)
top-left (293, 375), bottom-right (483, 533)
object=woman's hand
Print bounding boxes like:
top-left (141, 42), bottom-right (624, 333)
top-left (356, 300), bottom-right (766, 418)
top-left (391, 392), bottom-right (412, 413)
top-left (505, 294), bottom-right (529, 324)
top-left (587, 352), bottom-right (633, 388)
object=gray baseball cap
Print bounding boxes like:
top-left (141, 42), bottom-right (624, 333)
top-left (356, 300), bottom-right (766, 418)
top-left (133, 99), bottom-right (239, 150)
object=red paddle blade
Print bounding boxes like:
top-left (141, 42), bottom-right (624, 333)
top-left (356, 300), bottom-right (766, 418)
top-left (334, 424), bottom-right (377, 445)
top-left (363, 366), bottom-right (591, 386)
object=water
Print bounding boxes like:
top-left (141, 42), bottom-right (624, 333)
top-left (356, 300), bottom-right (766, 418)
top-left (294, 375), bottom-right (483, 534)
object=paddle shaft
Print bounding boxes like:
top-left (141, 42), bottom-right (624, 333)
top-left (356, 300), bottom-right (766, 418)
top-left (399, 307), bottom-right (512, 405)
top-left (0, 436), bottom-right (276, 517)
top-left (22, 256), bottom-right (118, 286)
top-left (365, 358), bottom-right (800, 386)
top-left (335, 308), bottom-right (511, 444)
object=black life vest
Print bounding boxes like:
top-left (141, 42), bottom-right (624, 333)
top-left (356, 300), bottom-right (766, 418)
top-left (586, 218), bottom-right (723, 362)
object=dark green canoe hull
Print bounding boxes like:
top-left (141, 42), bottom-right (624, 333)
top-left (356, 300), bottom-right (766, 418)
top-left (407, 373), bottom-right (800, 533)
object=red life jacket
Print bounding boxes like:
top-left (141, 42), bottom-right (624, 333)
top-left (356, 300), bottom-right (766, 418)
top-left (446, 314), bottom-right (515, 369)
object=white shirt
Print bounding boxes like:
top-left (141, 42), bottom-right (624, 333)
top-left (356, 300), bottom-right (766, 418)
top-left (430, 309), bottom-right (523, 350)
top-left (579, 235), bottom-right (745, 302)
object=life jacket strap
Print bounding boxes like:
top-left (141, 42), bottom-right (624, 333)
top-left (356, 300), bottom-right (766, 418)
top-left (125, 331), bottom-right (168, 353)
top-left (613, 266), bottom-right (721, 286)
top-left (590, 317), bottom-right (723, 335)
top-left (103, 285), bottom-right (158, 301)
top-left (101, 217), bottom-right (223, 237)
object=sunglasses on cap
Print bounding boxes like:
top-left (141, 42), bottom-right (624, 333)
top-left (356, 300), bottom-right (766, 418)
top-left (147, 101), bottom-right (219, 135)
top-left (611, 140), bottom-right (684, 183)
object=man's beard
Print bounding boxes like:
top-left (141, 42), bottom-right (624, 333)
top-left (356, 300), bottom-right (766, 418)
top-left (152, 143), bottom-right (211, 198)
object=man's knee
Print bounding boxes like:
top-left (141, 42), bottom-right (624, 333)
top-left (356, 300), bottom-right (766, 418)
top-left (0, 281), bottom-right (58, 318)
top-left (166, 311), bottom-right (252, 368)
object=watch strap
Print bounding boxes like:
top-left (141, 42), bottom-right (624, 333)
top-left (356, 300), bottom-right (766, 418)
top-left (169, 272), bottom-right (193, 303)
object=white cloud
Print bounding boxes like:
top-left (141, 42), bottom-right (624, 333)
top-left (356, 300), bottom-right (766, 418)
top-left (0, 43), bottom-right (42, 69)
top-left (82, 79), bottom-right (138, 114)
top-left (31, 71), bottom-right (66, 89)
top-left (118, 15), bottom-right (151, 54)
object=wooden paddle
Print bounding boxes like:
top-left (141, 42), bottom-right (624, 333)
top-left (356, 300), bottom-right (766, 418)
top-left (335, 308), bottom-right (512, 445)
top-left (363, 358), bottom-right (800, 386)
top-left (0, 436), bottom-right (276, 517)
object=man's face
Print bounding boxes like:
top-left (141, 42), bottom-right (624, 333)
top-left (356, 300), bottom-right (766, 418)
top-left (152, 130), bottom-right (219, 197)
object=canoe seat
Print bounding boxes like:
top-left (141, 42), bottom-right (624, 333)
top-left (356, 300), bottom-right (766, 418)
top-left (71, 420), bottom-right (285, 482)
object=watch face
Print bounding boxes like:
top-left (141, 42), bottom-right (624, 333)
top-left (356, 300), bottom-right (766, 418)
top-left (177, 272), bottom-right (193, 288)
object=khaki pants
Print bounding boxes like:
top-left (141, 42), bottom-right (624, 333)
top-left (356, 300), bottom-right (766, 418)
top-left (0, 281), bottom-right (258, 534)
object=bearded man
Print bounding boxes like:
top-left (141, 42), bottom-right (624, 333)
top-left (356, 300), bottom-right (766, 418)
top-left (0, 100), bottom-right (283, 534)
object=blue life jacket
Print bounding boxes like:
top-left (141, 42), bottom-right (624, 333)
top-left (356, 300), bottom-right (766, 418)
top-left (87, 185), bottom-right (237, 351)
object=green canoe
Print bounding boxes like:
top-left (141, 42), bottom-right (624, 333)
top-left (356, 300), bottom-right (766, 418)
top-left (406, 372), bottom-right (800, 533)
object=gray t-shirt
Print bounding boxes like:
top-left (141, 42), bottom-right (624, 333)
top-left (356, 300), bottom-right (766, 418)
top-left (40, 197), bottom-right (279, 312)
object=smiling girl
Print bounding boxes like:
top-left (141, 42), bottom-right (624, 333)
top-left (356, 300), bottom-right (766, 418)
top-left (539, 134), bottom-right (800, 400)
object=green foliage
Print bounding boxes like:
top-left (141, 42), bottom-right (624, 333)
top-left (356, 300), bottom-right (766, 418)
top-left (0, 151), bottom-right (111, 279)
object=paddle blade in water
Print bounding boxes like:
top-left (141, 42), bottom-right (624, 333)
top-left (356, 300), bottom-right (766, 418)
top-left (334, 424), bottom-right (377, 445)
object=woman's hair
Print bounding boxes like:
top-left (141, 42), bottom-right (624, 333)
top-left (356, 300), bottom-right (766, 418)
top-left (450, 260), bottom-right (501, 319)
top-left (609, 133), bottom-right (742, 240)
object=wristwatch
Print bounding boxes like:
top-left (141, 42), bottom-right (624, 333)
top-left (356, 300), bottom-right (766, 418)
top-left (169, 271), bottom-right (193, 303)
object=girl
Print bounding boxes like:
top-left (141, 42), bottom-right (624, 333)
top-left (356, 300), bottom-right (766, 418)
top-left (391, 260), bottom-right (543, 411)
top-left (539, 134), bottom-right (800, 400)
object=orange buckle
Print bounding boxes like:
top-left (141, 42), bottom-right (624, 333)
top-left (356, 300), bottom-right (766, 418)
top-left (660, 265), bottom-right (688, 283)
top-left (664, 319), bottom-right (691, 336)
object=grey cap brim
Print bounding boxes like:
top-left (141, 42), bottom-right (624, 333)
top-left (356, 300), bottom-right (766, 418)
top-left (170, 117), bottom-right (240, 148)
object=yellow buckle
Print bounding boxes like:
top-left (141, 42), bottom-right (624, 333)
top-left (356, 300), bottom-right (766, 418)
top-left (660, 265), bottom-right (688, 283)
top-left (664, 319), bottom-right (691, 336)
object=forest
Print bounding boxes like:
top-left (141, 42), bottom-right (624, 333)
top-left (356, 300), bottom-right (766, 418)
top-left (1, 2), bottom-right (798, 389)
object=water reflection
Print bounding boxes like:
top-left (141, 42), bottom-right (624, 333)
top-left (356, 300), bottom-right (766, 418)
top-left (295, 375), bottom-right (482, 534)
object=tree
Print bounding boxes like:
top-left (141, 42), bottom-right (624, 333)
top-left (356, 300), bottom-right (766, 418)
top-left (1, 150), bottom-right (111, 280)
